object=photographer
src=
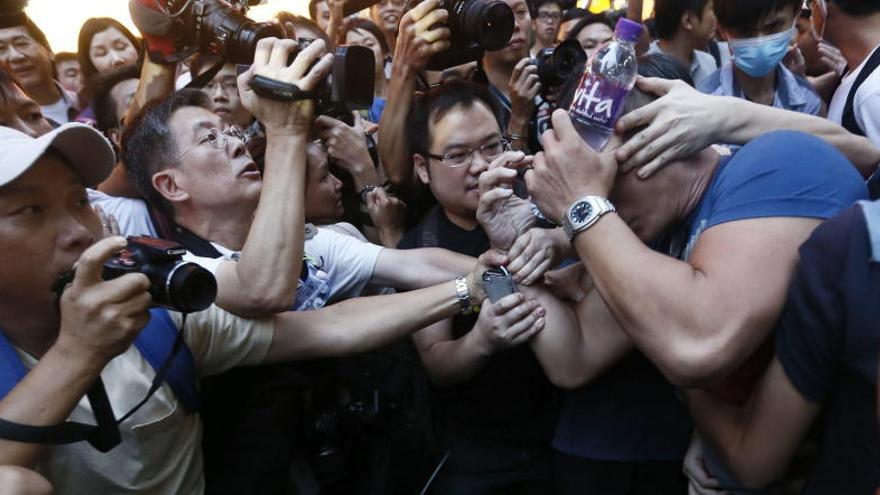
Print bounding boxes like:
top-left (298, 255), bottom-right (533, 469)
top-left (0, 122), bottom-right (504, 493)
top-left (378, 0), bottom-right (451, 190)
top-left (124, 37), bottom-right (334, 318)
top-left (482, 0), bottom-right (549, 153)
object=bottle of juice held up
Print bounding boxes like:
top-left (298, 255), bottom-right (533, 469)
top-left (568, 17), bottom-right (643, 151)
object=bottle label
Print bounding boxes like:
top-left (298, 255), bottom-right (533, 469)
top-left (569, 75), bottom-right (630, 129)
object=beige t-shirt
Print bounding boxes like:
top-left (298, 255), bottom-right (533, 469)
top-left (17, 306), bottom-right (274, 494)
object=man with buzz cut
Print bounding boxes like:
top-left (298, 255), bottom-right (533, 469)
top-left (647, 0), bottom-right (718, 85)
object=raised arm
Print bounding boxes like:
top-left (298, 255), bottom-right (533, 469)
top-left (210, 38), bottom-right (334, 318)
top-left (615, 77), bottom-right (880, 179)
top-left (378, 0), bottom-right (450, 188)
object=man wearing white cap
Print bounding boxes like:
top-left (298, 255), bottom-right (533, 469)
top-left (0, 121), bottom-right (520, 493)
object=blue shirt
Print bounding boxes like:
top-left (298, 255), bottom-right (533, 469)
top-left (553, 131), bottom-right (867, 462)
top-left (776, 201), bottom-right (880, 494)
top-left (698, 62), bottom-right (823, 116)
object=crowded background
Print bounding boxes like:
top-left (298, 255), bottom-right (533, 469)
top-left (0, 0), bottom-right (877, 494)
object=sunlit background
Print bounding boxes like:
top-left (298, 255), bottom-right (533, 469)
top-left (25, 0), bottom-right (310, 53)
top-left (24, 0), bottom-right (652, 54)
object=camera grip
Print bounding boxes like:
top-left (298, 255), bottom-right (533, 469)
top-left (249, 75), bottom-right (313, 102)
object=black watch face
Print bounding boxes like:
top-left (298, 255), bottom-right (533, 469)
top-left (570, 201), bottom-right (593, 224)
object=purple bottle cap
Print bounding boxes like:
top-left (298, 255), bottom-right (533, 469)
top-left (615, 18), bottom-right (644, 42)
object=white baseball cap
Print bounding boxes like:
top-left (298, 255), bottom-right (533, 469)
top-left (0, 123), bottom-right (115, 189)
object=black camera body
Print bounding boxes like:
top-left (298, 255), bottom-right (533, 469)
top-left (533, 39), bottom-right (586, 91)
top-left (147, 0), bottom-right (283, 64)
top-left (246, 39), bottom-right (375, 125)
top-left (426, 0), bottom-right (515, 70)
top-left (103, 237), bottom-right (218, 313)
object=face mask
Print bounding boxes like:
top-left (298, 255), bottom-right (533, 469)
top-left (729, 26), bottom-right (796, 77)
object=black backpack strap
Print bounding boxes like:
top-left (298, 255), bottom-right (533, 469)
top-left (842, 47), bottom-right (880, 136)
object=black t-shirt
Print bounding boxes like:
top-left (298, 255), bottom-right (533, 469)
top-left (398, 207), bottom-right (560, 444)
top-left (777, 204), bottom-right (880, 494)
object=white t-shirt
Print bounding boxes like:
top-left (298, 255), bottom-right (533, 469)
top-left (304, 224), bottom-right (382, 303)
top-left (828, 45), bottom-right (880, 148)
top-left (40, 82), bottom-right (79, 124)
top-left (88, 189), bottom-right (157, 238)
top-left (23, 306), bottom-right (275, 494)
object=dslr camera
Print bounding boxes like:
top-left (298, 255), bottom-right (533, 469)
top-left (129, 0), bottom-right (283, 64)
top-left (532, 39), bottom-right (586, 91)
top-left (56, 237), bottom-right (218, 314)
top-left (426, 0), bottom-right (516, 70)
top-left (245, 38), bottom-right (376, 125)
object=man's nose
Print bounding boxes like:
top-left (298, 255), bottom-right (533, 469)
top-left (57, 215), bottom-right (95, 254)
top-left (6, 46), bottom-right (26, 62)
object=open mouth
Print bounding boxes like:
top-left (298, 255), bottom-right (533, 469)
top-left (238, 162), bottom-right (261, 178)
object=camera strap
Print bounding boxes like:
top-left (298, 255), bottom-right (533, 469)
top-left (249, 75), bottom-right (312, 102)
top-left (0, 313), bottom-right (189, 453)
top-left (185, 61), bottom-right (225, 90)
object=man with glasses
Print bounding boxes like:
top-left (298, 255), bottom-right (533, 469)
top-left (530, 0), bottom-right (563, 57)
top-left (399, 79), bottom-right (559, 494)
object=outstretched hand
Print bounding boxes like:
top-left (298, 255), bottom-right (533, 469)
top-left (613, 77), bottom-right (725, 179)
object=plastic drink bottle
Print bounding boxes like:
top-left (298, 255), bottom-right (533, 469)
top-left (568, 17), bottom-right (643, 150)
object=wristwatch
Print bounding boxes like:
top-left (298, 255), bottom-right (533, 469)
top-left (454, 276), bottom-right (474, 315)
top-left (561, 196), bottom-right (616, 240)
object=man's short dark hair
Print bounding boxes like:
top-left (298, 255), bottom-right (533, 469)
top-left (654, 0), bottom-right (710, 39)
top-left (121, 89), bottom-right (211, 218)
top-left (714, 0), bottom-right (801, 33)
top-left (827, 0), bottom-right (880, 16)
top-left (407, 79), bottom-right (502, 157)
top-left (0, 12), bottom-right (52, 52)
top-left (90, 63), bottom-right (140, 133)
top-left (529, 0), bottom-right (565, 18)
top-left (54, 52), bottom-right (77, 64)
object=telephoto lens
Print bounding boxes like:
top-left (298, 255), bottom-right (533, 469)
top-left (200, 2), bottom-right (284, 64)
top-left (448, 0), bottom-right (515, 51)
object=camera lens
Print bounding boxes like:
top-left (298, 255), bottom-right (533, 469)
top-left (455, 0), bottom-right (514, 51)
top-left (229, 21), bottom-right (285, 64)
top-left (537, 39), bottom-right (586, 88)
top-left (165, 262), bottom-right (218, 313)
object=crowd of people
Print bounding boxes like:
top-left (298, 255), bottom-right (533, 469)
top-left (0, 0), bottom-right (877, 493)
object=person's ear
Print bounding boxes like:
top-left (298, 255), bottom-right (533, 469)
top-left (414, 154), bottom-right (430, 185)
top-left (108, 129), bottom-right (122, 150)
top-left (152, 168), bottom-right (190, 205)
top-left (681, 10), bottom-right (697, 33)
